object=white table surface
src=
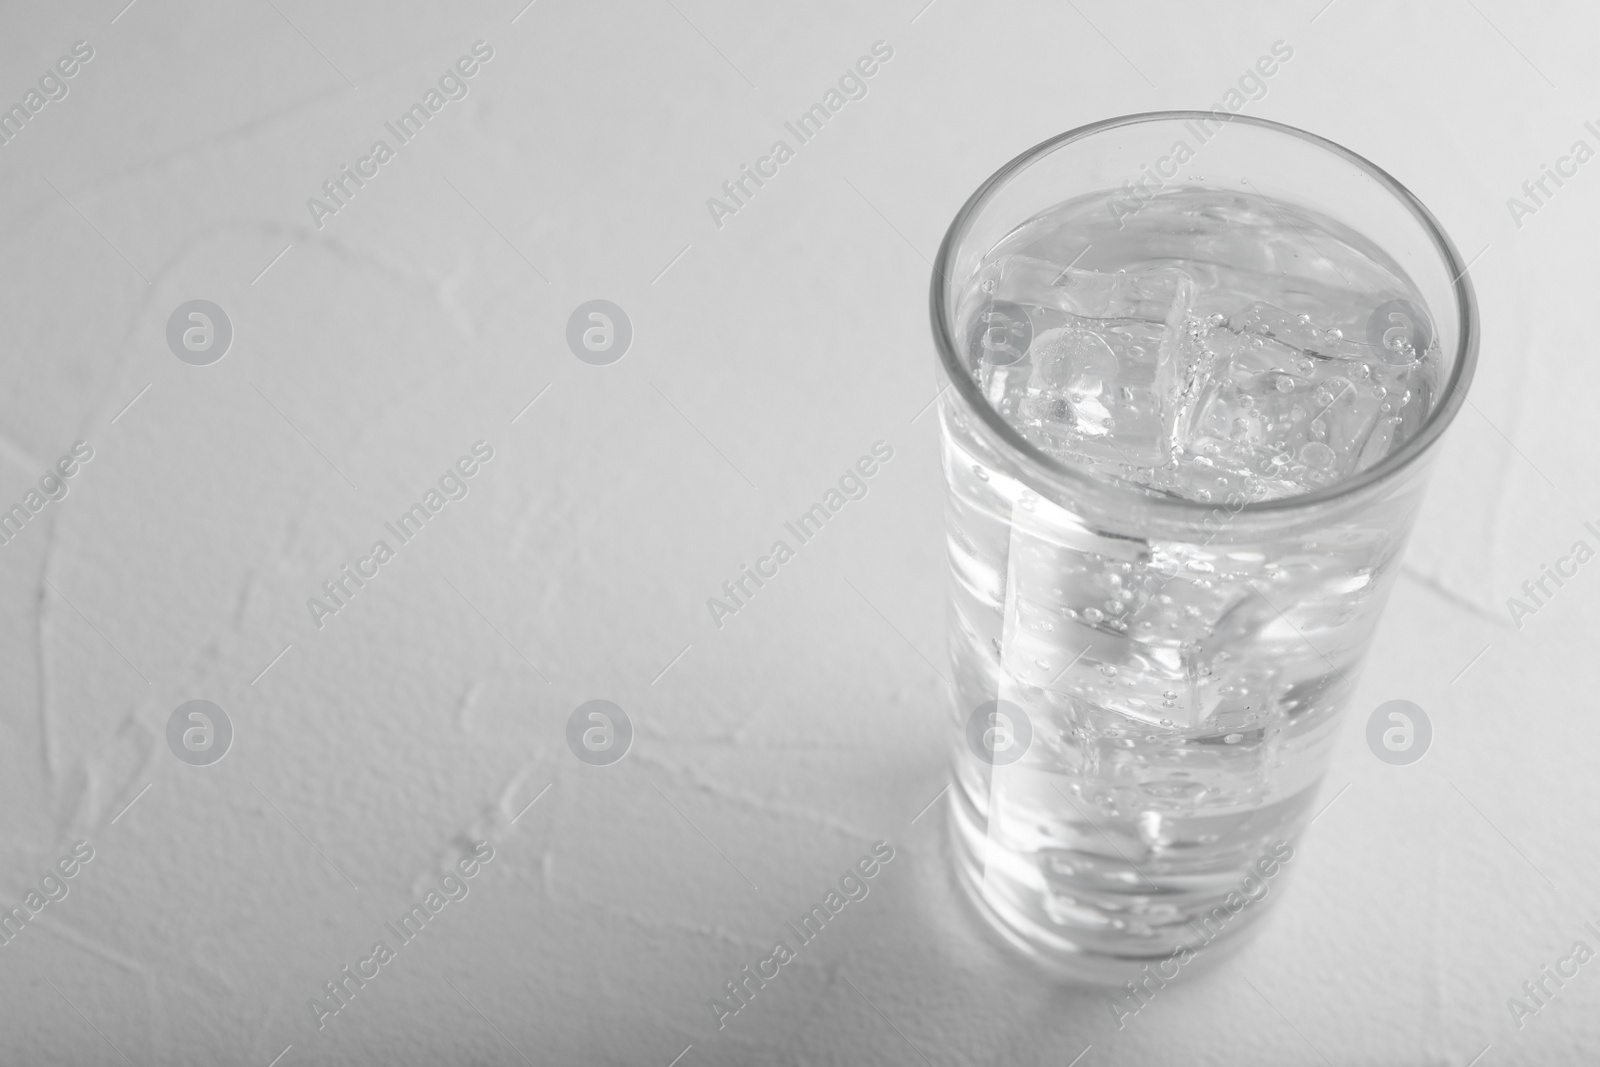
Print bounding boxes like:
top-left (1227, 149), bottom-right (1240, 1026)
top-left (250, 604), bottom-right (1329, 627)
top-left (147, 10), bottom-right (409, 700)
top-left (3, 1), bottom-right (1597, 1063)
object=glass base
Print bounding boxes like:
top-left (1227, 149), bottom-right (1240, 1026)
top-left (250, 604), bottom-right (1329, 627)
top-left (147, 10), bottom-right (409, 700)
top-left (945, 776), bottom-right (1285, 988)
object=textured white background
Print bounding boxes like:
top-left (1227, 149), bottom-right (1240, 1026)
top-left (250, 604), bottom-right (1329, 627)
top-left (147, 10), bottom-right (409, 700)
top-left (1, 0), bottom-right (1597, 1064)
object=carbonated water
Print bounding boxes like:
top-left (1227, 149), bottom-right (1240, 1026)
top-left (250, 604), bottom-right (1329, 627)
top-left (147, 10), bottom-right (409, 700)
top-left (942, 186), bottom-right (1442, 971)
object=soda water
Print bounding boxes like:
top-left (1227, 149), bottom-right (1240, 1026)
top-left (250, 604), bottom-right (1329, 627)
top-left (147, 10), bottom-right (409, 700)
top-left (941, 186), bottom-right (1442, 970)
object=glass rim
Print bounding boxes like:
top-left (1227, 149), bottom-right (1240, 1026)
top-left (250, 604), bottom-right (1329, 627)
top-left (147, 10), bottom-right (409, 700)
top-left (929, 110), bottom-right (1480, 518)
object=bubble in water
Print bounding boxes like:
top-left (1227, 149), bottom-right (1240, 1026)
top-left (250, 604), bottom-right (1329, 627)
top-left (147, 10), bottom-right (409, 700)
top-left (1083, 607), bottom-right (1104, 624)
top-left (1274, 374), bottom-right (1295, 393)
top-left (972, 465), bottom-right (989, 481)
top-left (1159, 718), bottom-right (1174, 727)
top-left (1099, 664), bottom-right (1117, 677)
top-left (1224, 733), bottom-right (1243, 744)
top-left (1327, 328), bottom-right (1343, 340)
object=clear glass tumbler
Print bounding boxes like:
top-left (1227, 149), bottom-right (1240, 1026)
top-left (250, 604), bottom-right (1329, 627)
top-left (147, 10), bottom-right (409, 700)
top-left (929, 113), bottom-right (1478, 983)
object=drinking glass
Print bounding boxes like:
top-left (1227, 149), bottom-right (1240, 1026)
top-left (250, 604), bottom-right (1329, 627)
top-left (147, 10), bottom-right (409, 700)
top-left (928, 112), bottom-right (1478, 983)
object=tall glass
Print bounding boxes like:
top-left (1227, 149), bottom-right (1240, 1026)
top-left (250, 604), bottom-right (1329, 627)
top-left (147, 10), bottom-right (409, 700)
top-left (929, 113), bottom-right (1477, 983)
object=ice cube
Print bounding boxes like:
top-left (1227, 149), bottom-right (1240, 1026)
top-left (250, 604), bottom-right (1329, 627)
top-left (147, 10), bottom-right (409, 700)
top-left (1177, 303), bottom-right (1426, 493)
top-left (982, 255), bottom-right (1194, 325)
top-left (998, 488), bottom-right (1211, 728)
top-left (995, 490), bottom-right (1276, 731)
top-left (970, 256), bottom-right (1199, 476)
top-left (1016, 323), bottom-right (1179, 472)
top-left (1023, 327), bottom-right (1120, 435)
